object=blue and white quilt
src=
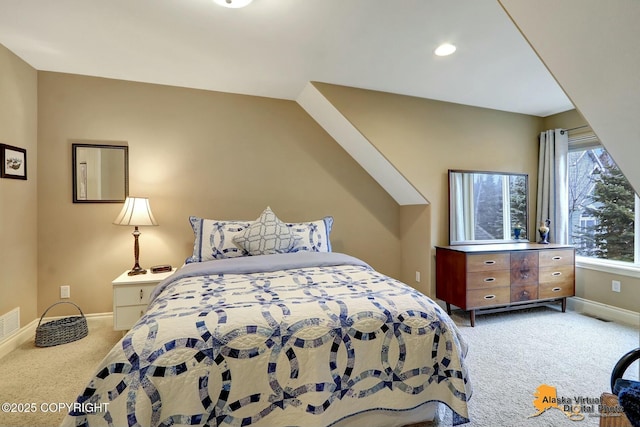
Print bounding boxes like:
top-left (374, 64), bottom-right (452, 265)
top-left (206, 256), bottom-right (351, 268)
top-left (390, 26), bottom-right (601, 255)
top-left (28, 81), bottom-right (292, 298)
top-left (61, 252), bottom-right (471, 427)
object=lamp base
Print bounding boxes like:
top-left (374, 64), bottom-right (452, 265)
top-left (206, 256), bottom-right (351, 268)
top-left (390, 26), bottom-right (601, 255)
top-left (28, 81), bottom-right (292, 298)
top-left (128, 266), bottom-right (147, 276)
top-left (127, 226), bottom-right (147, 275)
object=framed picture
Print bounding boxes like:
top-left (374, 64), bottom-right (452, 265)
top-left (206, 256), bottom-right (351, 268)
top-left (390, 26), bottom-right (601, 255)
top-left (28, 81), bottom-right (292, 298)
top-left (1, 144), bottom-right (27, 180)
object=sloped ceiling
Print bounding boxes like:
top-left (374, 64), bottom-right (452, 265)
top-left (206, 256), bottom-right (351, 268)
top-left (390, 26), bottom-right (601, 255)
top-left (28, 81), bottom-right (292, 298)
top-left (0, 0), bottom-right (573, 117)
top-left (297, 82), bottom-right (428, 206)
top-left (499, 0), bottom-right (640, 193)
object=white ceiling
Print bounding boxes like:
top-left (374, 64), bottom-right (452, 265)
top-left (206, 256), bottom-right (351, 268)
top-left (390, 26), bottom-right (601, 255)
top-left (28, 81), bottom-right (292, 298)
top-left (0, 0), bottom-right (573, 117)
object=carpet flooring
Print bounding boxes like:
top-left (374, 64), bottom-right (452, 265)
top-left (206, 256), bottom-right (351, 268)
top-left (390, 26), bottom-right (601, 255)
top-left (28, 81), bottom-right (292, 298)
top-left (0, 318), bottom-right (122, 427)
top-left (0, 307), bottom-right (637, 427)
top-left (438, 306), bottom-right (639, 427)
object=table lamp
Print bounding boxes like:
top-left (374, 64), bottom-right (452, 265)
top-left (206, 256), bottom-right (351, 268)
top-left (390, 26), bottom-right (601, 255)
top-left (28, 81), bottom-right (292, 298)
top-left (113, 197), bottom-right (158, 275)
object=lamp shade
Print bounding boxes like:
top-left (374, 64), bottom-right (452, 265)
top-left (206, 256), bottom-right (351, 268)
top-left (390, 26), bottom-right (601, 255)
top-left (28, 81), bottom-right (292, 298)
top-left (113, 197), bottom-right (158, 226)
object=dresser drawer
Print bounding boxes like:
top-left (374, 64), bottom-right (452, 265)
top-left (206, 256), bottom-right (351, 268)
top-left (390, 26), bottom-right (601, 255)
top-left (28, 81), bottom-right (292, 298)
top-left (511, 285), bottom-right (539, 303)
top-left (539, 282), bottom-right (574, 299)
top-left (510, 251), bottom-right (539, 286)
top-left (467, 287), bottom-right (510, 308)
top-left (539, 249), bottom-right (574, 267)
top-left (114, 284), bottom-right (157, 307)
top-left (467, 253), bottom-right (510, 272)
top-left (539, 265), bottom-right (574, 285)
top-left (467, 270), bottom-right (511, 290)
top-left (114, 305), bottom-right (147, 330)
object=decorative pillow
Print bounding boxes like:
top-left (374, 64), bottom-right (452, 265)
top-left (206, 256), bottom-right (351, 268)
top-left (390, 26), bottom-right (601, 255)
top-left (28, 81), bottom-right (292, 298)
top-left (186, 216), bottom-right (252, 263)
top-left (233, 207), bottom-right (297, 256)
top-left (287, 216), bottom-right (334, 253)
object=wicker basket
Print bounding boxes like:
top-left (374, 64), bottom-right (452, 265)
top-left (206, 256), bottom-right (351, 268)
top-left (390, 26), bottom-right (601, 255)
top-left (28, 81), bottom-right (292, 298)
top-left (600, 393), bottom-right (632, 427)
top-left (35, 301), bottom-right (88, 347)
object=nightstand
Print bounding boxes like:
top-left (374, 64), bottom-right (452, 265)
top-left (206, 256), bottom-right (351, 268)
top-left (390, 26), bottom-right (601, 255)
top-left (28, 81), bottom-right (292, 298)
top-left (112, 269), bottom-right (176, 331)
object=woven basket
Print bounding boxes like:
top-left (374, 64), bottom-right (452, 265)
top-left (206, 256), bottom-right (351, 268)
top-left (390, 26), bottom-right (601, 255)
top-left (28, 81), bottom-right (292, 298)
top-left (600, 393), bottom-right (632, 427)
top-left (35, 301), bottom-right (88, 347)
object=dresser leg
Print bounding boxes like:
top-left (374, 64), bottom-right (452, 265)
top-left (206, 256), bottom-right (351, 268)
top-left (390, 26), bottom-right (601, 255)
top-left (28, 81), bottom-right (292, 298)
top-left (446, 302), bottom-right (452, 315)
top-left (561, 297), bottom-right (567, 312)
top-left (469, 310), bottom-right (476, 327)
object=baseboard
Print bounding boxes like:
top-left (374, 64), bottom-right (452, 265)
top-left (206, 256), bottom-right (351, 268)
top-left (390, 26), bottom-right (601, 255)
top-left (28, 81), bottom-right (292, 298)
top-left (0, 312), bottom-right (113, 361)
top-left (0, 318), bottom-right (38, 361)
top-left (568, 297), bottom-right (640, 327)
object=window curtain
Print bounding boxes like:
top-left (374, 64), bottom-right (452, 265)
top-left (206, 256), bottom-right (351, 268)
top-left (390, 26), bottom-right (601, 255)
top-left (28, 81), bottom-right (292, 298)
top-left (500, 176), bottom-right (512, 239)
top-left (536, 129), bottom-right (569, 244)
top-left (451, 172), bottom-right (475, 241)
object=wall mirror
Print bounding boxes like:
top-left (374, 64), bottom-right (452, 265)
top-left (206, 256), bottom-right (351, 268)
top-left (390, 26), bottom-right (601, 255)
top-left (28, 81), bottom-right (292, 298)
top-left (72, 143), bottom-right (128, 203)
top-left (449, 169), bottom-right (528, 245)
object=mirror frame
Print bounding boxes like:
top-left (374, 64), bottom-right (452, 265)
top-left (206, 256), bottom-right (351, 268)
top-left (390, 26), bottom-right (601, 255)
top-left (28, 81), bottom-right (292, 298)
top-left (72, 143), bottom-right (129, 203)
top-left (448, 169), bottom-right (529, 246)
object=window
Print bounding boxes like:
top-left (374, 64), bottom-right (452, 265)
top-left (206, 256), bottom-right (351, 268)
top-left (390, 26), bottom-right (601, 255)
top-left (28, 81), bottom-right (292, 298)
top-left (568, 133), bottom-right (638, 266)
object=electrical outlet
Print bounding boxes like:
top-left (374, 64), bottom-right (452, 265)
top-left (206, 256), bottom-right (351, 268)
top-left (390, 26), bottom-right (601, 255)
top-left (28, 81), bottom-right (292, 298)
top-left (611, 280), bottom-right (621, 293)
top-left (60, 285), bottom-right (71, 299)
top-left (415, 271), bottom-right (421, 282)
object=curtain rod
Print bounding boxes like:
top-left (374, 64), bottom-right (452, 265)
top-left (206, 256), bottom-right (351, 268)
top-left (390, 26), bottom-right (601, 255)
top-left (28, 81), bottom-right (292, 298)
top-left (560, 125), bottom-right (590, 135)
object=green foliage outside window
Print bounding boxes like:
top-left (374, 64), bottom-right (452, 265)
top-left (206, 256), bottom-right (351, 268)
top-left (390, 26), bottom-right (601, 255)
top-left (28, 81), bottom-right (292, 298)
top-left (584, 165), bottom-right (635, 261)
top-left (569, 147), bottom-right (635, 262)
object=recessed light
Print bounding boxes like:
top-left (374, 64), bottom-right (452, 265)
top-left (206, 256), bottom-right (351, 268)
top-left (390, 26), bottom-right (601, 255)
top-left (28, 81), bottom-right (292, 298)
top-left (435, 43), bottom-right (456, 57)
top-left (213, 0), bottom-right (253, 8)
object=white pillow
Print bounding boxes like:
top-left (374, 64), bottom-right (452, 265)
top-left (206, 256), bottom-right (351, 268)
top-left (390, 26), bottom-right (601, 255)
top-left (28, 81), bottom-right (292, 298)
top-left (288, 216), bottom-right (334, 252)
top-left (186, 216), bottom-right (251, 263)
top-left (233, 207), bottom-right (297, 256)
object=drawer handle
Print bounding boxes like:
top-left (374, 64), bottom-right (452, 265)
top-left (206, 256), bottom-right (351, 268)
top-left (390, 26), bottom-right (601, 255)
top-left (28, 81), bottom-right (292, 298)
top-left (552, 256), bottom-right (562, 261)
top-left (484, 294), bottom-right (496, 300)
top-left (484, 277), bottom-right (496, 282)
top-left (140, 289), bottom-right (144, 300)
top-left (551, 271), bottom-right (562, 277)
top-left (484, 260), bottom-right (496, 265)
top-left (552, 287), bottom-right (562, 292)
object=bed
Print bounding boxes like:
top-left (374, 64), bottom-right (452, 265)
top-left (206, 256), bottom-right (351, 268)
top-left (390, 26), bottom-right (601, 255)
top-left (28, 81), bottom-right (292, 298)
top-left (60, 209), bottom-right (471, 427)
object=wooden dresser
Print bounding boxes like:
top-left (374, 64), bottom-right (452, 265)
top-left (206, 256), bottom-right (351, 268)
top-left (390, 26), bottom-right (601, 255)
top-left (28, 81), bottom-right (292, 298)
top-left (435, 243), bottom-right (575, 326)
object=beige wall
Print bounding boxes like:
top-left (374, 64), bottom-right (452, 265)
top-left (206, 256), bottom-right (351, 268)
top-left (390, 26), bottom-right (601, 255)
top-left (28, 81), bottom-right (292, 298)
top-left (543, 109), bottom-right (640, 313)
top-left (399, 205), bottom-right (430, 295)
top-left (313, 82), bottom-right (543, 297)
top-left (37, 72), bottom-right (401, 316)
top-left (0, 44), bottom-right (38, 327)
top-left (542, 109), bottom-right (587, 131)
top-left (574, 268), bottom-right (640, 313)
